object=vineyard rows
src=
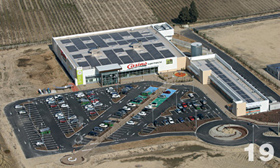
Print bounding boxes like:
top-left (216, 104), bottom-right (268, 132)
top-left (0, 0), bottom-right (157, 47)
top-left (144, 0), bottom-right (280, 23)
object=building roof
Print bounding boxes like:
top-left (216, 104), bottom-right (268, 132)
top-left (267, 63), bottom-right (280, 71)
top-left (190, 55), bottom-right (267, 103)
top-left (53, 23), bottom-right (184, 70)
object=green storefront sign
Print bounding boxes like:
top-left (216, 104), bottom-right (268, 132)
top-left (77, 67), bottom-right (83, 85)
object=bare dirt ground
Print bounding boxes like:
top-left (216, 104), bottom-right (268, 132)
top-left (201, 18), bottom-right (280, 94)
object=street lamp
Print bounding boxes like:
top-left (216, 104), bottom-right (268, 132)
top-left (278, 122), bottom-right (279, 136)
top-left (152, 109), bottom-right (154, 123)
top-left (252, 124), bottom-right (254, 144)
top-left (176, 92), bottom-right (178, 108)
top-left (192, 75), bottom-right (194, 92)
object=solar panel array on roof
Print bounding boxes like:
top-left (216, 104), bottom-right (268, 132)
top-left (85, 55), bottom-right (100, 67)
top-left (137, 38), bottom-right (148, 42)
top-left (72, 54), bottom-right (83, 59)
top-left (153, 43), bottom-right (164, 47)
top-left (117, 40), bottom-right (128, 45)
top-left (130, 32), bottom-right (143, 38)
top-left (61, 39), bottom-right (71, 44)
top-left (114, 48), bottom-right (124, 53)
top-left (103, 50), bottom-right (123, 64)
top-left (71, 38), bottom-right (87, 50)
top-left (100, 34), bottom-right (111, 39)
top-left (90, 36), bottom-right (108, 48)
top-left (146, 36), bottom-right (157, 40)
top-left (160, 50), bottom-right (174, 58)
top-left (99, 58), bottom-right (111, 65)
top-left (206, 61), bottom-right (254, 103)
top-left (144, 44), bottom-right (164, 59)
top-left (127, 39), bottom-right (137, 44)
top-left (140, 53), bottom-right (154, 61)
top-left (119, 31), bottom-right (130, 36)
top-left (85, 56), bottom-right (100, 67)
top-left (80, 36), bottom-right (91, 41)
top-left (109, 33), bottom-right (123, 40)
top-left (119, 56), bottom-right (133, 64)
top-left (125, 50), bottom-right (144, 62)
top-left (78, 61), bottom-right (90, 67)
top-left (66, 46), bottom-right (78, 52)
top-left (86, 43), bottom-right (97, 49)
top-left (107, 42), bottom-right (117, 46)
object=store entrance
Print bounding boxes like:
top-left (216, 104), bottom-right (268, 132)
top-left (100, 71), bottom-right (119, 86)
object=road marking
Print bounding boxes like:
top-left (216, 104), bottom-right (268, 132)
top-left (100, 115), bottom-right (104, 118)
top-left (131, 133), bottom-right (135, 136)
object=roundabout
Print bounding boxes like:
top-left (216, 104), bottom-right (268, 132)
top-left (209, 124), bottom-right (248, 141)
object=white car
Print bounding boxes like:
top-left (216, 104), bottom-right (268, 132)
top-left (75, 92), bottom-right (85, 98)
top-left (46, 97), bottom-right (54, 102)
top-left (123, 106), bottom-right (131, 111)
top-left (14, 105), bottom-right (23, 109)
top-left (126, 121), bottom-right (135, 125)
top-left (127, 102), bottom-right (136, 107)
top-left (168, 117), bottom-right (174, 124)
top-left (57, 100), bottom-right (65, 104)
top-left (55, 112), bottom-right (64, 118)
top-left (112, 94), bottom-right (120, 98)
top-left (99, 123), bottom-right (108, 128)
top-left (68, 115), bottom-right (77, 120)
top-left (93, 102), bottom-right (103, 107)
top-left (85, 104), bottom-right (94, 109)
top-left (145, 104), bottom-right (153, 109)
top-left (106, 87), bottom-right (114, 93)
top-left (18, 110), bottom-right (27, 114)
top-left (138, 111), bottom-right (146, 116)
top-left (36, 142), bottom-right (44, 146)
top-left (61, 104), bottom-right (69, 108)
top-left (54, 95), bottom-right (63, 99)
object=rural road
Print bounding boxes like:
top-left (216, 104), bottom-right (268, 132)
top-left (194, 12), bottom-right (280, 31)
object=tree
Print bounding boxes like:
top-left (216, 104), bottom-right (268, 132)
top-left (178, 7), bottom-right (190, 24)
top-left (189, 1), bottom-right (199, 23)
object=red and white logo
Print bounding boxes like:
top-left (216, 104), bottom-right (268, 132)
top-left (127, 62), bottom-right (147, 69)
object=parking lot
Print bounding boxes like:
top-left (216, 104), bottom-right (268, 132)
top-left (5, 81), bottom-right (162, 158)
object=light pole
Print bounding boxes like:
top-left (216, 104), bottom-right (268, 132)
top-left (192, 75), bottom-right (194, 92)
top-left (278, 122), bottom-right (279, 135)
top-left (176, 92), bottom-right (178, 108)
top-left (252, 124), bottom-right (254, 144)
top-left (152, 109), bottom-right (154, 123)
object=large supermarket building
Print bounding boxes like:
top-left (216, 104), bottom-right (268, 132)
top-left (52, 23), bottom-right (187, 86)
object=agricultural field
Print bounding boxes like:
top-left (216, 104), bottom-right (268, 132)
top-left (144, 0), bottom-right (280, 23)
top-left (0, 0), bottom-right (157, 47)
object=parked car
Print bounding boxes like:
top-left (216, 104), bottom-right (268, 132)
top-left (182, 102), bottom-right (187, 108)
top-left (48, 100), bottom-right (56, 104)
top-left (127, 102), bottom-right (136, 107)
top-left (188, 93), bottom-right (194, 98)
top-left (145, 104), bottom-right (153, 109)
top-left (162, 119), bottom-right (169, 125)
top-left (88, 131), bottom-right (98, 136)
top-left (54, 95), bottom-right (63, 100)
top-left (123, 106), bottom-right (131, 111)
top-left (174, 108), bottom-right (182, 114)
top-left (197, 114), bottom-right (204, 120)
top-left (36, 142), bottom-right (44, 146)
top-left (168, 117), bottom-right (174, 124)
top-left (93, 102), bottom-right (103, 107)
top-left (70, 118), bottom-right (79, 124)
top-left (115, 111), bottom-right (124, 117)
top-left (178, 117), bottom-right (184, 123)
top-left (68, 115), bottom-right (77, 120)
top-left (201, 104), bottom-right (206, 110)
top-left (177, 103), bottom-right (183, 109)
top-left (187, 102), bottom-right (192, 107)
top-left (55, 112), bottom-right (63, 118)
top-left (78, 98), bottom-right (89, 103)
top-left (200, 99), bottom-right (207, 105)
top-left (132, 115), bottom-right (141, 120)
top-left (99, 123), bottom-right (108, 128)
top-left (61, 104), bottom-right (69, 108)
top-left (151, 102), bottom-right (157, 107)
top-left (106, 87), bottom-right (114, 93)
top-left (112, 94), bottom-right (120, 98)
top-left (89, 111), bottom-right (98, 116)
top-left (57, 115), bottom-right (65, 120)
top-left (85, 104), bottom-right (94, 109)
top-left (153, 120), bottom-right (158, 127)
top-left (163, 90), bottom-right (171, 94)
top-left (138, 111), bottom-right (146, 116)
top-left (59, 119), bottom-right (67, 123)
top-left (87, 107), bottom-right (95, 111)
top-left (57, 100), bottom-right (65, 104)
top-left (15, 105), bottom-right (24, 109)
top-left (46, 96), bottom-right (54, 102)
top-left (188, 116), bottom-right (195, 121)
top-left (50, 104), bottom-right (57, 108)
top-left (18, 110), bottom-right (27, 115)
top-left (94, 127), bottom-right (103, 132)
top-left (75, 92), bottom-right (85, 98)
top-left (126, 121), bottom-right (135, 125)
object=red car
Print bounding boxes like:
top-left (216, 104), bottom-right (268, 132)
top-left (91, 99), bottom-right (99, 103)
top-left (50, 104), bottom-right (57, 108)
top-left (163, 90), bottom-right (171, 94)
top-left (59, 119), bottom-right (66, 123)
top-left (87, 94), bottom-right (95, 97)
top-left (188, 116), bottom-right (195, 121)
top-left (89, 111), bottom-right (97, 116)
top-left (182, 102), bottom-right (187, 108)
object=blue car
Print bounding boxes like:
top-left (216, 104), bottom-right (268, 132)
top-left (94, 127), bottom-right (103, 132)
top-left (178, 117), bottom-right (184, 123)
